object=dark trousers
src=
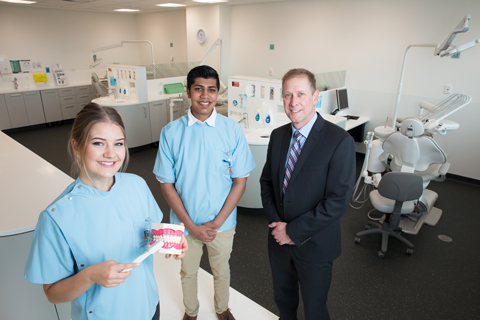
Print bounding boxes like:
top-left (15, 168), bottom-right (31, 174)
top-left (152, 303), bottom-right (160, 320)
top-left (268, 244), bottom-right (333, 320)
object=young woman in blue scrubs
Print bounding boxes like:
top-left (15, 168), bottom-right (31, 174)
top-left (25, 103), bottom-right (187, 320)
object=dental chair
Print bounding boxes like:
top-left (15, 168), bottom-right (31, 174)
top-left (355, 118), bottom-right (450, 257)
top-left (355, 172), bottom-right (423, 258)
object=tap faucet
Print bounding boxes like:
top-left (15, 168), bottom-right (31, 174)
top-left (13, 77), bottom-right (18, 90)
top-left (109, 88), bottom-right (118, 100)
top-left (238, 112), bottom-right (249, 129)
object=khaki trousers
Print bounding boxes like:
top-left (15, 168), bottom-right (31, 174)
top-left (181, 226), bottom-right (236, 317)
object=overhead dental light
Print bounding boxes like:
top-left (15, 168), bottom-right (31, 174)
top-left (89, 54), bottom-right (103, 69)
top-left (390, 14), bottom-right (480, 129)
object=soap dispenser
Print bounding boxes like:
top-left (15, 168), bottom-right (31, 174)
top-left (254, 105), bottom-right (262, 124)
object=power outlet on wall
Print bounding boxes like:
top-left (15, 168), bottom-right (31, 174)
top-left (444, 84), bottom-right (452, 94)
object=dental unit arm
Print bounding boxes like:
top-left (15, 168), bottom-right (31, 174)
top-left (390, 14), bottom-right (478, 129)
top-left (90, 40), bottom-right (156, 78)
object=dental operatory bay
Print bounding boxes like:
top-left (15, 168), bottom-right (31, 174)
top-left (1, 0), bottom-right (479, 319)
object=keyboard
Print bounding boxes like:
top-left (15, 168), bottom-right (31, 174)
top-left (345, 115), bottom-right (359, 120)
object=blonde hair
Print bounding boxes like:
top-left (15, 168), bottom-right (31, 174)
top-left (68, 103), bottom-right (129, 178)
top-left (282, 68), bottom-right (317, 94)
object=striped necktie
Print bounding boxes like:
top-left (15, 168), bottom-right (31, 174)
top-left (283, 130), bottom-right (303, 194)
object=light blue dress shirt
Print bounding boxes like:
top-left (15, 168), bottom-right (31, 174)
top-left (153, 108), bottom-right (256, 235)
top-left (25, 173), bottom-right (163, 320)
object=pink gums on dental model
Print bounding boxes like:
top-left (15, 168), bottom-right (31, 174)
top-left (150, 223), bottom-right (184, 255)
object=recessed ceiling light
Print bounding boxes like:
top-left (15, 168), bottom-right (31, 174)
top-left (1, 0), bottom-right (37, 4)
top-left (156, 3), bottom-right (186, 7)
top-left (114, 8), bottom-right (141, 12)
top-left (192, 0), bottom-right (229, 3)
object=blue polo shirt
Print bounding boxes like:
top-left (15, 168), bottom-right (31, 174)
top-left (153, 109), bottom-right (255, 234)
top-left (25, 173), bottom-right (163, 320)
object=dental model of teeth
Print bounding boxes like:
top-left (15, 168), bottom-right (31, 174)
top-left (151, 223), bottom-right (184, 255)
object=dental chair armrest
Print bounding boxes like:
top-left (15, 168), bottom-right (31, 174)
top-left (439, 162), bottom-right (450, 176)
top-left (434, 162), bottom-right (450, 182)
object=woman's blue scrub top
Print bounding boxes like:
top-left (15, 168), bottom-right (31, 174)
top-left (25, 173), bottom-right (163, 320)
top-left (153, 113), bottom-right (255, 234)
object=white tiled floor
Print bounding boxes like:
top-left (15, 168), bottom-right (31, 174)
top-left (154, 255), bottom-right (277, 320)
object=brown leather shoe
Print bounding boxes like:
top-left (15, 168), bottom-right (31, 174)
top-left (217, 308), bottom-right (236, 320)
top-left (182, 313), bottom-right (197, 320)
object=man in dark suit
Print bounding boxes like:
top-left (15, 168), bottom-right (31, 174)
top-left (260, 68), bottom-right (356, 320)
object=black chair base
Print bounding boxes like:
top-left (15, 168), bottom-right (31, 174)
top-left (355, 220), bottom-right (414, 258)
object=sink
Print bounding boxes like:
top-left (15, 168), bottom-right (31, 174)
top-left (115, 99), bottom-right (126, 104)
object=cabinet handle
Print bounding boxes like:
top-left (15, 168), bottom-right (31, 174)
top-left (44, 91), bottom-right (54, 94)
top-left (65, 105), bottom-right (74, 108)
top-left (10, 94), bottom-right (21, 97)
top-left (64, 97), bottom-right (73, 100)
top-left (143, 106), bottom-right (147, 118)
top-left (25, 92), bottom-right (36, 96)
top-left (79, 95), bottom-right (89, 98)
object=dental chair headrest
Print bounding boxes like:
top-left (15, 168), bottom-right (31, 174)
top-left (401, 118), bottom-right (425, 137)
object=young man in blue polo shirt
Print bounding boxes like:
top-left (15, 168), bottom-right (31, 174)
top-left (153, 65), bottom-right (255, 320)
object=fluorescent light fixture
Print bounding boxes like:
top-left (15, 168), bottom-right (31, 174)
top-left (1, 0), bottom-right (37, 4)
top-left (114, 8), bottom-right (141, 12)
top-left (156, 3), bottom-right (186, 7)
top-left (193, 0), bottom-right (228, 3)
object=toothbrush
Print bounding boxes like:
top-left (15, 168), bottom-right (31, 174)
top-left (120, 240), bottom-right (164, 273)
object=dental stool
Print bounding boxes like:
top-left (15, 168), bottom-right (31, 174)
top-left (355, 172), bottom-right (424, 258)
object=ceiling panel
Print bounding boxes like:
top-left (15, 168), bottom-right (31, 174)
top-left (1, 0), bottom-right (298, 14)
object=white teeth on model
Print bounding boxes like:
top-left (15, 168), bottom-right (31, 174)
top-left (99, 162), bottom-right (114, 165)
top-left (154, 234), bottom-right (180, 243)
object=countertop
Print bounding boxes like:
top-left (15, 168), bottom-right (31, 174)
top-left (0, 82), bottom-right (92, 95)
top-left (0, 131), bottom-right (74, 237)
top-left (92, 93), bottom-right (183, 106)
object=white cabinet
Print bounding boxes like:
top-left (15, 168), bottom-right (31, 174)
top-left (149, 100), bottom-right (169, 142)
top-left (0, 94), bottom-right (11, 130)
top-left (5, 91), bottom-right (46, 128)
top-left (4, 93), bottom-right (28, 128)
top-left (114, 104), bottom-right (152, 148)
top-left (40, 90), bottom-right (63, 122)
top-left (74, 86), bottom-right (90, 96)
top-left (23, 91), bottom-right (46, 125)
top-left (58, 87), bottom-right (76, 98)
top-left (171, 101), bottom-right (183, 121)
top-left (59, 86), bottom-right (95, 120)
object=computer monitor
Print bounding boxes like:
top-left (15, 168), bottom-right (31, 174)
top-left (331, 88), bottom-right (349, 115)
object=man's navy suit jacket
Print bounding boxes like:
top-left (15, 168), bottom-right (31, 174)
top-left (260, 113), bottom-right (356, 262)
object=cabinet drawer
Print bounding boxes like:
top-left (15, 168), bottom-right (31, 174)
top-left (58, 87), bottom-right (76, 97)
top-left (76, 94), bottom-right (91, 104)
top-left (61, 104), bottom-right (80, 120)
top-left (75, 86), bottom-right (90, 95)
top-left (60, 96), bottom-right (77, 106)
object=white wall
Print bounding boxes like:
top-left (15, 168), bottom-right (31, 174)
top-left (186, 5), bottom-right (221, 76)
top-left (230, 0), bottom-right (480, 180)
top-left (0, 5), bottom-right (141, 86)
top-left (219, 5), bottom-right (232, 85)
top-left (136, 10), bottom-right (188, 64)
top-left (0, 5), bottom-right (189, 88)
